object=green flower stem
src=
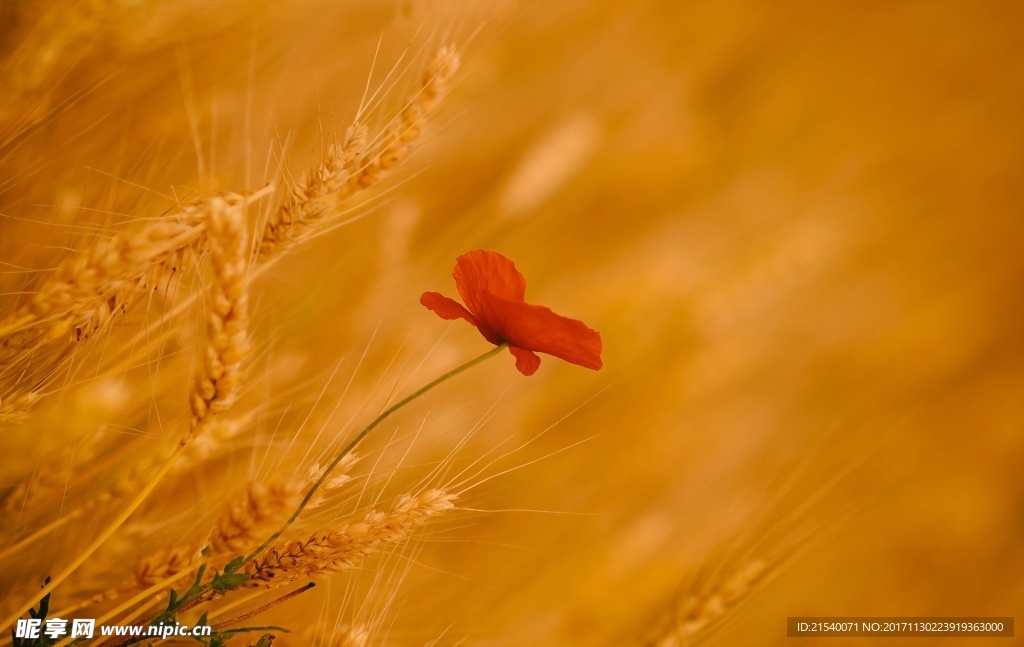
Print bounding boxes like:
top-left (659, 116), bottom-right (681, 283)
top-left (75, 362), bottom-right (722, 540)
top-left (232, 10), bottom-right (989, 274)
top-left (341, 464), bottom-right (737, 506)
top-left (242, 342), bottom-right (508, 564)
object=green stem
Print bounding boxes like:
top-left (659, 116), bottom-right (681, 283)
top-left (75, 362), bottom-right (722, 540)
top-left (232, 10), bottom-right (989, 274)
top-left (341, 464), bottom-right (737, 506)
top-left (243, 342), bottom-right (507, 564)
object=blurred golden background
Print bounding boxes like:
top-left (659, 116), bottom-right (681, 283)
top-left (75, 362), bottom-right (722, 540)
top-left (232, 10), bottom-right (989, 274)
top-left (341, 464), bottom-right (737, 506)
top-left (1, 1), bottom-right (1022, 645)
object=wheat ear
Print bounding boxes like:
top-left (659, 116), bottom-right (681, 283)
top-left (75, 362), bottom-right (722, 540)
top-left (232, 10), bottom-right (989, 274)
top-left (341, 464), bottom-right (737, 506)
top-left (188, 194), bottom-right (250, 437)
top-left (1, 204), bottom-right (203, 337)
top-left (0, 188), bottom-right (272, 423)
top-left (243, 489), bottom-right (455, 589)
top-left (257, 122), bottom-right (368, 259)
top-left (210, 456), bottom-right (357, 556)
top-left (256, 46), bottom-right (460, 261)
top-left (0, 208), bottom-right (201, 421)
top-left (350, 46), bottom-right (460, 190)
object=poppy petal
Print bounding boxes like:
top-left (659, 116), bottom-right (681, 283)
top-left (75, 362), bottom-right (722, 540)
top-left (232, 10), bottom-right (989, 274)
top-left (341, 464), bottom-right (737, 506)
top-left (453, 250), bottom-right (527, 315)
top-left (485, 298), bottom-right (602, 371)
top-left (420, 291), bottom-right (504, 345)
top-left (420, 292), bottom-right (478, 326)
top-left (509, 346), bottom-right (541, 376)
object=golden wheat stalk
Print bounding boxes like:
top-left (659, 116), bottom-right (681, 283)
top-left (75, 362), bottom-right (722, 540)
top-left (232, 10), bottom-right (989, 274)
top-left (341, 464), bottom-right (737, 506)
top-left (256, 46), bottom-right (460, 261)
top-left (188, 194), bottom-right (250, 437)
top-left (351, 46), bottom-right (460, 190)
top-left (0, 188), bottom-right (272, 423)
top-left (209, 457), bottom-right (359, 556)
top-left (0, 213), bottom-right (199, 419)
top-left (243, 489), bottom-right (455, 589)
top-left (3, 207), bottom-right (201, 336)
top-left (257, 122), bottom-right (368, 259)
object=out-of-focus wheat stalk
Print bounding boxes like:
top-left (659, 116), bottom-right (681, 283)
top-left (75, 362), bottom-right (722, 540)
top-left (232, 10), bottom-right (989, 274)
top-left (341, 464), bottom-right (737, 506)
top-left (0, 415), bottom-right (249, 559)
top-left (644, 560), bottom-right (767, 647)
top-left (134, 544), bottom-right (206, 591)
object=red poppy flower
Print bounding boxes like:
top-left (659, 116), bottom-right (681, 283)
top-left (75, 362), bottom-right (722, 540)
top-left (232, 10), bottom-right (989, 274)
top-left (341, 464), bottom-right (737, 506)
top-left (421, 250), bottom-right (602, 376)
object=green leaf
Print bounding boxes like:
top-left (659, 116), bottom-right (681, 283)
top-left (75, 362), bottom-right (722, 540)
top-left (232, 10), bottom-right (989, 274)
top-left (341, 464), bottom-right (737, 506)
top-left (197, 612), bottom-right (209, 628)
top-left (17, 576), bottom-right (54, 646)
top-left (253, 634), bottom-right (275, 647)
top-left (211, 572), bottom-right (249, 592)
top-left (223, 556), bottom-right (245, 573)
top-left (194, 563), bottom-right (208, 585)
top-left (29, 576), bottom-right (52, 620)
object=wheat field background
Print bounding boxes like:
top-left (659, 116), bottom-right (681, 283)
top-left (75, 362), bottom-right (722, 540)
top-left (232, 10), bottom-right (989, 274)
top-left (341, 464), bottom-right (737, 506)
top-left (1, 1), bottom-right (1022, 645)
